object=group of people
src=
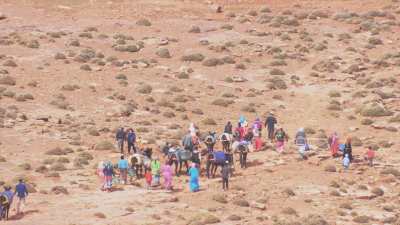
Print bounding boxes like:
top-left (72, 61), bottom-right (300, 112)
top-left (329, 134), bottom-right (376, 170)
top-left (98, 113), bottom-right (376, 194)
top-left (0, 179), bottom-right (29, 220)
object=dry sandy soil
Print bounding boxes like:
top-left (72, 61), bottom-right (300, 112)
top-left (0, 0), bottom-right (400, 224)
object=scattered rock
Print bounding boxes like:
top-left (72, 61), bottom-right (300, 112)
top-left (156, 48), bottom-right (171, 58)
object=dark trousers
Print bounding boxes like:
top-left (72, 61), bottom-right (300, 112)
top-left (128, 142), bottom-right (136, 154)
top-left (267, 127), bottom-right (274, 140)
top-left (239, 152), bottom-right (247, 168)
top-left (206, 160), bottom-right (212, 178)
top-left (117, 139), bottom-right (124, 153)
top-left (222, 177), bottom-right (229, 190)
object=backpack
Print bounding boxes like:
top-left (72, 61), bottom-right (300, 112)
top-left (276, 131), bottom-right (285, 141)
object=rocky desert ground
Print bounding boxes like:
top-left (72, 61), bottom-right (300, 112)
top-left (0, 0), bottom-right (400, 224)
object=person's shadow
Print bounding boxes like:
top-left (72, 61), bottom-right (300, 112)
top-left (8, 209), bottom-right (39, 220)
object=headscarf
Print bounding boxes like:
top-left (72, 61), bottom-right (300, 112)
top-left (191, 162), bottom-right (197, 168)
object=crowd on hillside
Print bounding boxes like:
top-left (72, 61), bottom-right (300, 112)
top-left (96, 113), bottom-right (377, 193)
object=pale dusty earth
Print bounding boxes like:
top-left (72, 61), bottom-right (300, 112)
top-left (0, 0), bottom-right (400, 224)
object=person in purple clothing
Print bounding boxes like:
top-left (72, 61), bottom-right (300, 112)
top-left (102, 162), bottom-right (114, 192)
top-left (15, 179), bottom-right (28, 215)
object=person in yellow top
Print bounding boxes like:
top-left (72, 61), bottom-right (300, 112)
top-left (150, 157), bottom-right (161, 187)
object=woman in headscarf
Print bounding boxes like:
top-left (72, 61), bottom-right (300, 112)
top-left (295, 128), bottom-right (308, 159)
top-left (188, 163), bottom-right (200, 192)
top-left (161, 160), bottom-right (173, 190)
top-left (329, 132), bottom-right (339, 157)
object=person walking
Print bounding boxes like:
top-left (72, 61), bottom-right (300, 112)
top-left (275, 127), bottom-right (288, 153)
top-left (343, 137), bottom-right (353, 162)
top-left (365, 146), bottom-right (375, 167)
top-left (116, 127), bottom-right (125, 154)
top-left (224, 121), bottom-right (233, 135)
top-left (189, 163), bottom-right (200, 192)
top-left (118, 155), bottom-right (129, 184)
top-left (265, 112), bottom-right (277, 142)
top-left (329, 132), bottom-right (340, 157)
top-left (103, 161), bottom-right (114, 192)
top-left (15, 179), bottom-right (28, 215)
top-left (151, 157), bottom-right (161, 187)
top-left (343, 154), bottom-right (350, 171)
top-left (161, 160), bottom-right (173, 190)
top-left (295, 128), bottom-right (308, 160)
top-left (126, 129), bottom-right (137, 154)
top-left (221, 161), bottom-right (230, 191)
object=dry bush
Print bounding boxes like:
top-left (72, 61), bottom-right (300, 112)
top-left (57, 157), bottom-right (70, 163)
top-left (46, 147), bottom-right (73, 156)
top-left (211, 99), bottom-right (234, 107)
top-left (18, 163), bottom-right (31, 170)
top-left (35, 165), bottom-right (48, 173)
top-left (137, 84), bottom-right (152, 94)
top-left (361, 103), bottom-right (393, 117)
top-left (87, 127), bottom-right (100, 136)
top-left (157, 99), bottom-right (176, 109)
top-left (181, 53), bottom-right (205, 62)
top-left (233, 198), bottom-right (249, 207)
top-left (50, 163), bottom-right (67, 171)
top-left (202, 118), bottom-right (217, 125)
top-left (267, 77), bottom-right (287, 89)
top-left (361, 118), bottom-right (373, 125)
top-left (283, 188), bottom-right (295, 196)
top-left (3, 60), bottom-right (17, 67)
top-left (301, 214), bottom-right (328, 225)
top-left (51, 186), bottom-right (69, 195)
top-left (188, 25), bottom-right (201, 33)
top-left (202, 58), bottom-right (224, 67)
top-left (270, 68), bottom-right (286, 75)
top-left (353, 215), bottom-right (370, 223)
top-left (281, 207), bottom-right (297, 216)
top-left (0, 76), bottom-right (16, 86)
top-left (330, 190), bottom-right (341, 196)
top-left (328, 90), bottom-right (341, 98)
top-left (339, 202), bottom-right (352, 210)
top-left (371, 187), bottom-right (384, 196)
top-left (78, 152), bottom-right (93, 161)
top-left (163, 111), bottom-right (176, 118)
top-left (227, 214), bottom-right (241, 221)
top-left (95, 141), bottom-right (115, 151)
top-left (325, 165), bottom-right (336, 172)
top-left (212, 194), bottom-right (227, 204)
top-left (380, 168), bottom-right (400, 177)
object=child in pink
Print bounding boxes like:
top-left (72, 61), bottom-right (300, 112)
top-left (161, 161), bottom-right (173, 190)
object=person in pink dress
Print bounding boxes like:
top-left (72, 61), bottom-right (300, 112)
top-left (161, 161), bottom-right (173, 190)
top-left (329, 132), bottom-right (339, 157)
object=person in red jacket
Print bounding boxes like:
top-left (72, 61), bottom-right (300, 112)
top-left (365, 146), bottom-right (375, 167)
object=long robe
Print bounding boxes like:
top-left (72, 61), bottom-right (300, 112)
top-left (189, 167), bottom-right (199, 192)
top-left (330, 134), bottom-right (339, 156)
top-left (161, 164), bottom-right (173, 190)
